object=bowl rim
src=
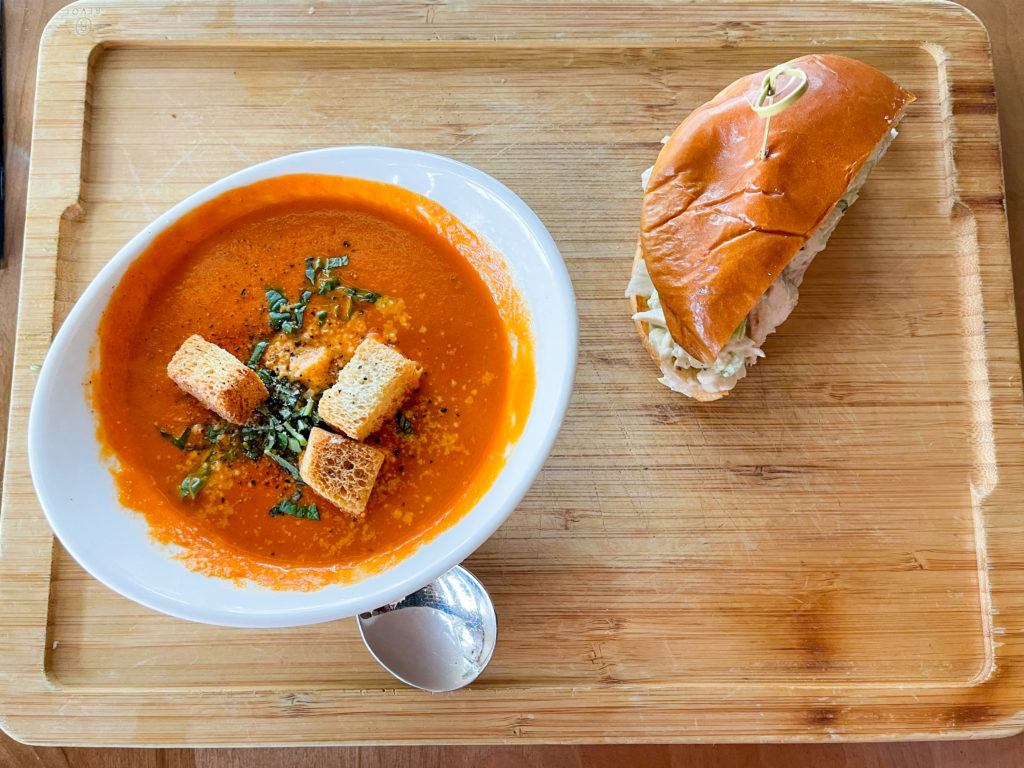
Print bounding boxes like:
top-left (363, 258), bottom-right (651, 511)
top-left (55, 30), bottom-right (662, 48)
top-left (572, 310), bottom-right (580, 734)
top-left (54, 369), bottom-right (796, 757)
top-left (27, 146), bottom-right (577, 627)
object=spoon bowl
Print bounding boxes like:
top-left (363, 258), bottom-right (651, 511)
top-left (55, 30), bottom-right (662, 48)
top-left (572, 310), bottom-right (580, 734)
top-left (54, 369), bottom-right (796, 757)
top-left (357, 565), bottom-right (497, 692)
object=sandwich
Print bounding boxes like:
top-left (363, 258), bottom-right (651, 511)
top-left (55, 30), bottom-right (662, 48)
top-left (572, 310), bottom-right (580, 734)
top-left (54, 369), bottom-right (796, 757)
top-left (626, 55), bottom-right (914, 400)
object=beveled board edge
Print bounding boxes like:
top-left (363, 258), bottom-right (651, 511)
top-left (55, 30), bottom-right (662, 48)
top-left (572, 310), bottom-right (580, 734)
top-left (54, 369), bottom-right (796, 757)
top-left (1, 0), bottom-right (1022, 745)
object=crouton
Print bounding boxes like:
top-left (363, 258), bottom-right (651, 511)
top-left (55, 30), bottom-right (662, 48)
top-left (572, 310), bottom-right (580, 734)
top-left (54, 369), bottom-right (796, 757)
top-left (167, 334), bottom-right (268, 424)
top-left (264, 339), bottom-right (334, 390)
top-left (318, 337), bottom-right (421, 440)
top-left (298, 427), bottom-right (385, 517)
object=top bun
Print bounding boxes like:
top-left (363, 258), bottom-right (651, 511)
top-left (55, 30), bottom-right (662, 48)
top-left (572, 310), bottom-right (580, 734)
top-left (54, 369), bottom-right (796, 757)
top-left (639, 54), bottom-right (914, 364)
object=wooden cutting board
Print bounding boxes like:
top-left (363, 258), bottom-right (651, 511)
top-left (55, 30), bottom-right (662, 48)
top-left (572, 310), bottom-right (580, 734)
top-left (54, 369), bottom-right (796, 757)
top-left (2, 0), bottom-right (1022, 746)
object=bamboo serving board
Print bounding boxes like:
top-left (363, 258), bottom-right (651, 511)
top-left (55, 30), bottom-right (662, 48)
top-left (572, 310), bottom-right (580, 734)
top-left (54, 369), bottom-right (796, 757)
top-left (2, 0), bottom-right (1022, 746)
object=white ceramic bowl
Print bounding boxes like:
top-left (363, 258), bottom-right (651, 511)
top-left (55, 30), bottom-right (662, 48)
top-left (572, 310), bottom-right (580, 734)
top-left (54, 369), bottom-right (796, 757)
top-left (28, 147), bottom-right (576, 628)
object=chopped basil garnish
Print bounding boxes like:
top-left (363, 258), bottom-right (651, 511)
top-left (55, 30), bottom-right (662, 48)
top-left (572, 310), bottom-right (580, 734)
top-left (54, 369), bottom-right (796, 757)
top-left (265, 288), bottom-right (313, 335)
top-left (175, 365), bottom-right (319, 505)
top-left (268, 250), bottom-right (376, 334)
top-left (269, 491), bottom-right (320, 520)
top-left (396, 411), bottom-right (415, 435)
top-left (247, 340), bottom-right (269, 368)
top-left (264, 449), bottom-right (302, 480)
top-left (305, 255), bottom-right (349, 287)
top-left (159, 424), bottom-right (193, 450)
top-left (340, 285), bottom-right (380, 304)
top-left (317, 278), bottom-right (339, 295)
top-left (305, 257), bottom-right (321, 285)
top-left (179, 450), bottom-right (215, 500)
top-left (266, 289), bottom-right (288, 313)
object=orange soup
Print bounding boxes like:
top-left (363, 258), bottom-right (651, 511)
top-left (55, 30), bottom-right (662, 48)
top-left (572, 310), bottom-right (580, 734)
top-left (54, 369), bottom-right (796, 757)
top-left (93, 174), bottom-right (533, 590)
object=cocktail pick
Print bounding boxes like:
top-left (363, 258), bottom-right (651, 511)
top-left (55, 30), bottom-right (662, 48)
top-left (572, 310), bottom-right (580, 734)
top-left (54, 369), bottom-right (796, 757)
top-left (752, 63), bottom-right (809, 160)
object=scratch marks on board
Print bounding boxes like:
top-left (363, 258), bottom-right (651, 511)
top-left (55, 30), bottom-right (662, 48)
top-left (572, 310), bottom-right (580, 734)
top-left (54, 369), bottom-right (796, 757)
top-left (117, 147), bottom-right (160, 221)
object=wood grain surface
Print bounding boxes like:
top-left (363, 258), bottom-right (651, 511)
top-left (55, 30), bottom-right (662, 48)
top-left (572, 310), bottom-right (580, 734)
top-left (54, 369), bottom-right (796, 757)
top-left (2, 0), bottom-right (1024, 763)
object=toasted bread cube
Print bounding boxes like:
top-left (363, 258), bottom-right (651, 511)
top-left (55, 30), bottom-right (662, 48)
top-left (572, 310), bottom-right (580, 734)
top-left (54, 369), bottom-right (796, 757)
top-left (299, 427), bottom-right (385, 517)
top-left (318, 338), bottom-right (421, 440)
top-left (167, 334), bottom-right (268, 424)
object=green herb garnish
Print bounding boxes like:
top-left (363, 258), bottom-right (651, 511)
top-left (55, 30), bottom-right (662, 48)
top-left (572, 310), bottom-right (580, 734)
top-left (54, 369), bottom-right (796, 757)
top-left (203, 422), bottom-right (234, 444)
top-left (266, 288), bottom-right (288, 312)
top-left (317, 278), bottom-right (339, 295)
top-left (281, 420), bottom-right (308, 448)
top-left (340, 284), bottom-right (380, 304)
top-left (269, 491), bottom-right (320, 521)
top-left (265, 288), bottom-right (315, 335)
top-left (296, 290), bottom-right (313, 325)
top-left (179, 450), bottom-right (215, 500)
top-left (270, 252), bottom-right (375, 334)
top-left (176, 366), bottom-right (318, 504)
top-left (306, 252), bottom-right (377, 304)
top-left (264, 448), bottom-right (302, 480)
top-left (236, 368), bottom-right (319, 463)
top-left (159, 424), bottom-right (193, 450)
top-left (305, 257), bottom-right (321, 285)
top-left (247, 340), bottom-right (269, 368)
top-left (396, 411), bottom-right (415, 435)
top-left (305, 255), bottom-right (349, 286)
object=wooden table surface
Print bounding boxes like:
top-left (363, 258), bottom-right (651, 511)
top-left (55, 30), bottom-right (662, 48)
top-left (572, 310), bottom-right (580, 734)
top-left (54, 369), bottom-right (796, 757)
top-left (1, 0), bottom-right (1022, 764)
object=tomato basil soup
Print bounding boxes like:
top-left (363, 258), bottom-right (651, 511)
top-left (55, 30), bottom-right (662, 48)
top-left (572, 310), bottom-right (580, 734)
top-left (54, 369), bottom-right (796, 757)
top-left (93, 174), bottom-right (532, 590)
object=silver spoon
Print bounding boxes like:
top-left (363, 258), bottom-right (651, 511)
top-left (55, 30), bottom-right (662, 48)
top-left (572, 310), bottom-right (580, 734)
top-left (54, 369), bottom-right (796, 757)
top-left (357, 565), bottom-right (497, 692)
